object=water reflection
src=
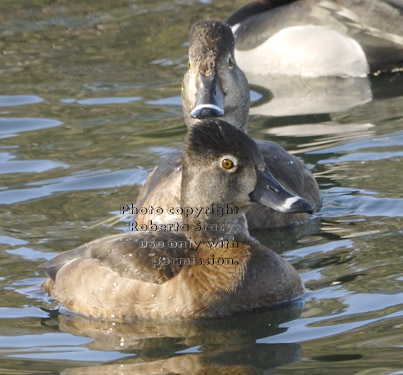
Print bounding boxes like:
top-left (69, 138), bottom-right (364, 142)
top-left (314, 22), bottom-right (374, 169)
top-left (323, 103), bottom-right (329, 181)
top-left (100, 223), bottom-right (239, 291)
top-left (42, 302), bottom-right (303, 374)
top-left (263, 121), bottom-right (376, 153)
top-left (249, 75), bottom-right (372, 117)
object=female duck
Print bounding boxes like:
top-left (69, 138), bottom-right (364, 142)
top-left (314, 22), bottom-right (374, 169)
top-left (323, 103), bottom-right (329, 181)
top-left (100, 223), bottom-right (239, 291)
top-left (227, 0), bottom-right (403, 77)
top-left (135, 20), bottom-right (321, 229)
top-left (42, 120), bottom-right (310, 320)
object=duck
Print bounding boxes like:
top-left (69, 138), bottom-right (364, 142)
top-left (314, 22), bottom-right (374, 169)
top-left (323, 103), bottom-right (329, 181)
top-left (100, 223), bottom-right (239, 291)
top-left (182, 19), bottom-right (250, 131)
top-left (226, 0), bottom-right (403, 77)
top-left (135, 20), bottom-right (321, 229)
top-left (42, 119), bottom-right (311, 320)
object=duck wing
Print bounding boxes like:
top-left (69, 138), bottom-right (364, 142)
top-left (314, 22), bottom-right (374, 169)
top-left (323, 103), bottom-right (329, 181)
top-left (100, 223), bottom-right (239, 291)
top-left (42, 231), bottom-right (193, 284)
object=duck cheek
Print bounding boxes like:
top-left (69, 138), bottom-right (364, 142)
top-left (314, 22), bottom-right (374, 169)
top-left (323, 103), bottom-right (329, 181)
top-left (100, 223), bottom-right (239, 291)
top-left (183, 71), bottom-right (196, 101)
top-left (218, 70), bottom-right (233, 94)
top-left (182, 73), bottom-right (199, 127)
top-left (234, 169), bottom-right (257, 207)
top-left (221, 67), bottom-right (249, 108)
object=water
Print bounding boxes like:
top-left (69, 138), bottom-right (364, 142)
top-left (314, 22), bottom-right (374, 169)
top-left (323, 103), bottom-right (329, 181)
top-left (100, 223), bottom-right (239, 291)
top-left (0, 1), bottom-right (402, 374)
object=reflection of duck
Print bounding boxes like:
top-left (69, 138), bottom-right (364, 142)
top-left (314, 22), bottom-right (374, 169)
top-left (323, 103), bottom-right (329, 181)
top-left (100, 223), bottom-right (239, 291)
top-left (136, 20), bottom-right (321, 229)
top-left (44, 303), bottom-right (303, 374)
top-left (227, 0), bottom-right (403, 77)
top-left (42, 120), bottom-right (311, 320)
top-left (249, 75), bottom-right (372, 116)
top-left (61, 349), bottom-right (299, 375)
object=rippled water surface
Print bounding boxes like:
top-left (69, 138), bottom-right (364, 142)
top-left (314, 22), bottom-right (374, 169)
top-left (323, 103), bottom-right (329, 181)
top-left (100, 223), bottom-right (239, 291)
top-left (1, 1), bottom-right (402, 374)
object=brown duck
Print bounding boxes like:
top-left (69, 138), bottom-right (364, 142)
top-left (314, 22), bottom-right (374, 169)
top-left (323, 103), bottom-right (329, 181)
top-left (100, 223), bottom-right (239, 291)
top-left (42, 119), bottom-right (311, 320)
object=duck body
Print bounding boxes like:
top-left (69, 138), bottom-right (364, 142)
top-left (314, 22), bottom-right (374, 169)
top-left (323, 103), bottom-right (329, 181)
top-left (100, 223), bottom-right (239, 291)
top-left (135, 20), bottom-right (321, 229)
top-left (227, 0), bottom-right (403, 77)
top-left (42, 120), bottom-right (309, 320)
top-left (42, 232), bottom-right (303, 320)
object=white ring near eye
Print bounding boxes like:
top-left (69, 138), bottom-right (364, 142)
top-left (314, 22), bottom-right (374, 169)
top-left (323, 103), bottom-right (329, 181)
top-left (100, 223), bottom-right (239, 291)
top-left (219, 154), bottom-right (238, 172)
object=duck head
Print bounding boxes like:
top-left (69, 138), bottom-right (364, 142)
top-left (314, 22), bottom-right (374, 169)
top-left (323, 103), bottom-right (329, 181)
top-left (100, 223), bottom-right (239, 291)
top-left (181, 119), bottom-right (314, 238)
top-left (182, 20), bottom-right (250, 132)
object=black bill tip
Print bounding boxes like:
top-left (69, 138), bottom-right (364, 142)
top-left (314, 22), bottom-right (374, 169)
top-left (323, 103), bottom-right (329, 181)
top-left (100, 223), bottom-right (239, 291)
top-left (280, 196), bottom-right (314, 214)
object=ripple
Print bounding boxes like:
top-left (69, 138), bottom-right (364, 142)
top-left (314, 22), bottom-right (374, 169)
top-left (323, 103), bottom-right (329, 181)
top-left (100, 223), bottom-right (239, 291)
top-left (0, 118), bottom-right (63, 137)
top-left (6, 247), bottom-right (55, 261)
top-left (0, 332), bottom-right (91, 348)
top-left (265, 122), bottom-right (375, 138)
top-left (0, 95), bottom-right (43, 107)
top-left (8, 349), bottom-right (133, 362)
top-left (319, 151), bottom-right (403, 164)
top-left (0, 307), bottom-right (48, 319)
top-left (321, 187), bottom-right (403, 218)
top-left (0, 235), bottom-right (28, 246)
top-left (0, 152), bottom-right (68, 174)
top-left (146, 96), bottom-right (181, 106)
top-left (61, 97), bottom-right (142, 105)
top-left (257, 295), bottom-right (403, 344)
top-left (309, 130), bottom-right (403, 154)
top-left (0, 168), bottom-right (148, 204)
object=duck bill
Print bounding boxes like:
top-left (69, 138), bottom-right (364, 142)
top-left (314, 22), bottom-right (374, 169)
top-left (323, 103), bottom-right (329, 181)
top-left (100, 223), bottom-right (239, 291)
top-left (250, 169), bottom-right (314, 214)
top-left (191, 72), bottom-right (225, 119)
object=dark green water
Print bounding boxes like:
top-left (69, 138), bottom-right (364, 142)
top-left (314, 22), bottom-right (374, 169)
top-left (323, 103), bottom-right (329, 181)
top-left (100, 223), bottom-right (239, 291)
top-left (0, 1), bottom-right (402, 374)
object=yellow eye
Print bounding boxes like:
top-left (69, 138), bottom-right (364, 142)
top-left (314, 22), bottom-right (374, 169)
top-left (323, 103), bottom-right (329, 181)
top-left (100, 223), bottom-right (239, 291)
top-left (228, 56), bottom-right (233, 68)
top-left (188, 61), bottom-right (191, 69)
top-left (221, 158), bottom-right (234, 169)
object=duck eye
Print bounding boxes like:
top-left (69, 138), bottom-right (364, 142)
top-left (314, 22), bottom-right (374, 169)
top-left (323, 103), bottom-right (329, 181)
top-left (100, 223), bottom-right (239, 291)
top-left (228, 56), bottom-right (234, 68)
top-left (221, 158), bottom-right (234, 169)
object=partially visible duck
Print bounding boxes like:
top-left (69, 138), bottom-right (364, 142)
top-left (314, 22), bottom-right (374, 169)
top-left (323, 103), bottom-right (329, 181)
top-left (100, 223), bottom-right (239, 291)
top-left (182, 19), bottom-right (250, 130)
top-left (42, 120), bottom-right (309, 320)
top-left (227, 0), bottom-right (403, 77)
top-left (135, 20), bottom-right (321, 229)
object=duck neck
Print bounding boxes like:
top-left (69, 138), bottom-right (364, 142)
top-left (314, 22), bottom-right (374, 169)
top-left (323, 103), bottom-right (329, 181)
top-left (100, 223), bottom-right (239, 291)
top-left (181, 204), bottom-right (251, 246)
